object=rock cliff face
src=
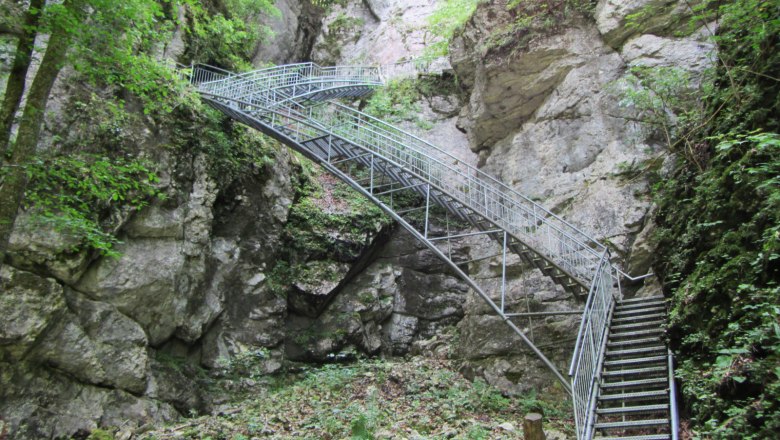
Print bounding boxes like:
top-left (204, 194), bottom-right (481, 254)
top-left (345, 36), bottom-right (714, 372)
top-left (0, 0), bottom-right (714, 437)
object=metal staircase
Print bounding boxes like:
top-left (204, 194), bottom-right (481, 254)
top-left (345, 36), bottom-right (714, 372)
top-left (594, 296), bottom-right (679, 440)
top-left (186, 62), bottom-right (679, 440)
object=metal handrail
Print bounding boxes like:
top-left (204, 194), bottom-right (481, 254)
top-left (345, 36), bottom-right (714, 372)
top-left (193, 64), bottom-right (607, 286)
top-left (190, 64), bottom-right (677, 440)
top-left (668, 348), bottom-right (680, 440)
top-left (568, 253), bottom-right (617, 440)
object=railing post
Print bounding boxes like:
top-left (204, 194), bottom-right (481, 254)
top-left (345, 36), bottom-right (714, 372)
top-left (424, 183), bottom-right (431, 239)
top-left (369, 154), bottom-right (375, 194)
top-left (501, 230), bottom-right (508, 314)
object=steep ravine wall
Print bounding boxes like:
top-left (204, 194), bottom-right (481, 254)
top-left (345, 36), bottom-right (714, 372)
top-left (0, 0), bottom-right (714, 437)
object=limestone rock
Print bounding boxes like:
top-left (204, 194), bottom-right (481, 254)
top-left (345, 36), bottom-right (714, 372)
top-left (311, 0), bottom-right (448, 68)
top-left (285, 263), bottom-right (397, 361)
top-left (383, 313), bottom-right (419, 354)
top-left (288, 260), bottom-right (352, 317)
top-left (0, 362), bottom-right (177, 439)
top-left (622, 33), bottom-right (715, 76)
top-left (75, 239), bottom-right (187, 345)
top-left (30, 290), bottom-right (149, 394)
top-left (252, 0), bottom-right (324, 65)
top-left (595, 0), bottom-right (697, 49)
top-left (627, 207), bottom-right (657, 277)
top-left (146, 357), bottom-right (204, 414)
top-left (456, 23), bottom-right (613, 152)
top-left (125, 205), bottom-right (185, 239)
top-left (7, 211), bottom-right (92, 284)
top-left (394, 269), bottom-right (468, 320)
top-left (0, 266), bottom-right (66, 362)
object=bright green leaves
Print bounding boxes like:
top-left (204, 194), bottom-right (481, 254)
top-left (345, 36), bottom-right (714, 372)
top-left (423, 0), bottom-right (480, 61)
top-left (654, 129), bottom-right (780, 437)
top-left (363, 79), bottom-right (422, 125)
top-left (22, 153), bottom-right (163, 257)
top-left (183, 0), bottom-right (279, 71)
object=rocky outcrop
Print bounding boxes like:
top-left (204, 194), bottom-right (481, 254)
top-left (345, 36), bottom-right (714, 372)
top-left (311, 0), bottom-right (446, 67)
top-left (0, 0), bottom-right (719, 436)
top-left (252, 0), bottom-right (326, 64)
top-left (595, 0), bottom-right (700, 49)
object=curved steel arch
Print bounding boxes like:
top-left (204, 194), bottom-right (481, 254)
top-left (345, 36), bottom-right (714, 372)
top-left (188, 62), bottom-right (631, 400)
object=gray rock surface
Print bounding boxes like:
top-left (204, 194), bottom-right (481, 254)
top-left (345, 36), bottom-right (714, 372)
top-left (7, 211), bottom-right (92, 284)
top-left (0, 0), bottom-right (719, 436)
top-left (0, 266), bottom-right (65, 361)
top-left (31, 289), bottom-right (149, 394)
top-left (595, 0), bottom-right (697, 49)
top-left (252, 0), bottom-right (324, 64)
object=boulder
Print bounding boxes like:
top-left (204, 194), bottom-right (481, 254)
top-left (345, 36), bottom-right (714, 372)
top-left (30, 290), bottom-right (149, 394)
top-left (457, 23), bottom-right (614, 152)
top-left (7, 211), bottom-right (92, 284)
top-left (595, 0), bottom-right (698, 49)
top-left (0, 266), bottom-right (66, 362)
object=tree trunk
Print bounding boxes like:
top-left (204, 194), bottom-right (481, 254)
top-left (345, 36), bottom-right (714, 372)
top-left (0, 0), bottom-right (45, 159)
top-left (0, 0), bottom-right (82, 269)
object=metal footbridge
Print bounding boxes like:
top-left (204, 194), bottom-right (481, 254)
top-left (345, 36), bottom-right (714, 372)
top-left (188, 62), bottom-right (680, 440)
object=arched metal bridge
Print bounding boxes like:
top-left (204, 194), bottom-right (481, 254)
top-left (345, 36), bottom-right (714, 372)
top-left (188, 62), bottom-right (679, 440)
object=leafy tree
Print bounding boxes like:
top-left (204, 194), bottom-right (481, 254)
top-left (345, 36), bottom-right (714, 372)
top-left (0, 0), bottom-right (44, 156)
top-left (0, 0), bottom-right (282, 267)
top-left (651, 0), bottom-right (780, 437)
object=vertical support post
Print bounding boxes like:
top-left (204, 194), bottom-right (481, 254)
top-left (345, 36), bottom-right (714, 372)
top-left (327, 135), bottom-right (333, 163)
top-left (501, 230), bottom-right (508, 314)
top-left (424, 184), bottom-right (431, 239)
top-left (369, 154), bottom-right (375, 194)
top-left (445, 212), bottom-right (452, 261)
top-left (483, 184), bottom-right (488, 218)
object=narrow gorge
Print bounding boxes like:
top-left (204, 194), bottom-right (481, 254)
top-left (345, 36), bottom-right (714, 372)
top-left (0, 0), bottom-right (777, 439)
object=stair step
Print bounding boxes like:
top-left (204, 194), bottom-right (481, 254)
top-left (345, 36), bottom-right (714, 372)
top-left (615, 300), bottom-right (666, 311)
top-left (610, 321), bottom-right (664, 331)
top-left (597, 404), bottom-right (668, 415)
top-left (599, 389), bottom-right (668, 402)
top-left (609, 328), bottom-right (664, 340)
top-left (602, 366), bottom-right (667, 377)
top-left (606, 346), bottom-right (666, 357)
top-left (613, 306), bottom-right (667, 318)
top-left (612, 313), bottom-right (666, 324)
top-left (598, 435), bottom-right (671, 440)
top-left (608, 337), bottom-right (662, 348)
top-left (601, 377), bottom-right (668, 389)
top-left (595, 418), bottom-right (669, 430)
top-left (618, 295), bottom-right (665, 304)
top-left (604, 355), bottom-right (667, 367)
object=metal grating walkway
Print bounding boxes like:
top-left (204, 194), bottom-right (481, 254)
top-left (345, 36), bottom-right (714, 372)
top-left (186, 62), bottom-right (679, 440)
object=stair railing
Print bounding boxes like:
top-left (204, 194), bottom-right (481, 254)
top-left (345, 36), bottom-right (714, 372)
top-left (568, 251), bottom-right (619, 440)
top-left (194, 65), bottom-right (608, 288)
top-left (304, 103), bottom-right (606, 285)
top-left (190, 65), bottom-right (676, 440)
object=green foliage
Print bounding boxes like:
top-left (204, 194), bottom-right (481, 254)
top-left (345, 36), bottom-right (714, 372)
top-left (423, 0), bottom-right (480, 60)
top-left (22, 153), bottom-right (162, 256)
top-left (635, 2), bottom-right (780, 437)
top-left (85, 429), bottom-right (115, 440)
top-left (610, 66), bottom-right (705, 167)
top-left (45, 0), bottom-right (188, 115)
top-left (698, 0), bottom-right (780, 135)
top-left (266, 166), bottom-right (391, 297)
top-left (654, 132), bottom-right (780, 438)
top-left (169, 104), bottom-right (276, 186)
top-left (363, 76), bottom-right (459, 129)
top-left (480, 0), bottom-right (597, 54)
top-left (183, 0), bottom-right (279, 71)
top-left (363, 79), bottom-right (421, 124)
top-left (140, 357), bottom-right (572, 438)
